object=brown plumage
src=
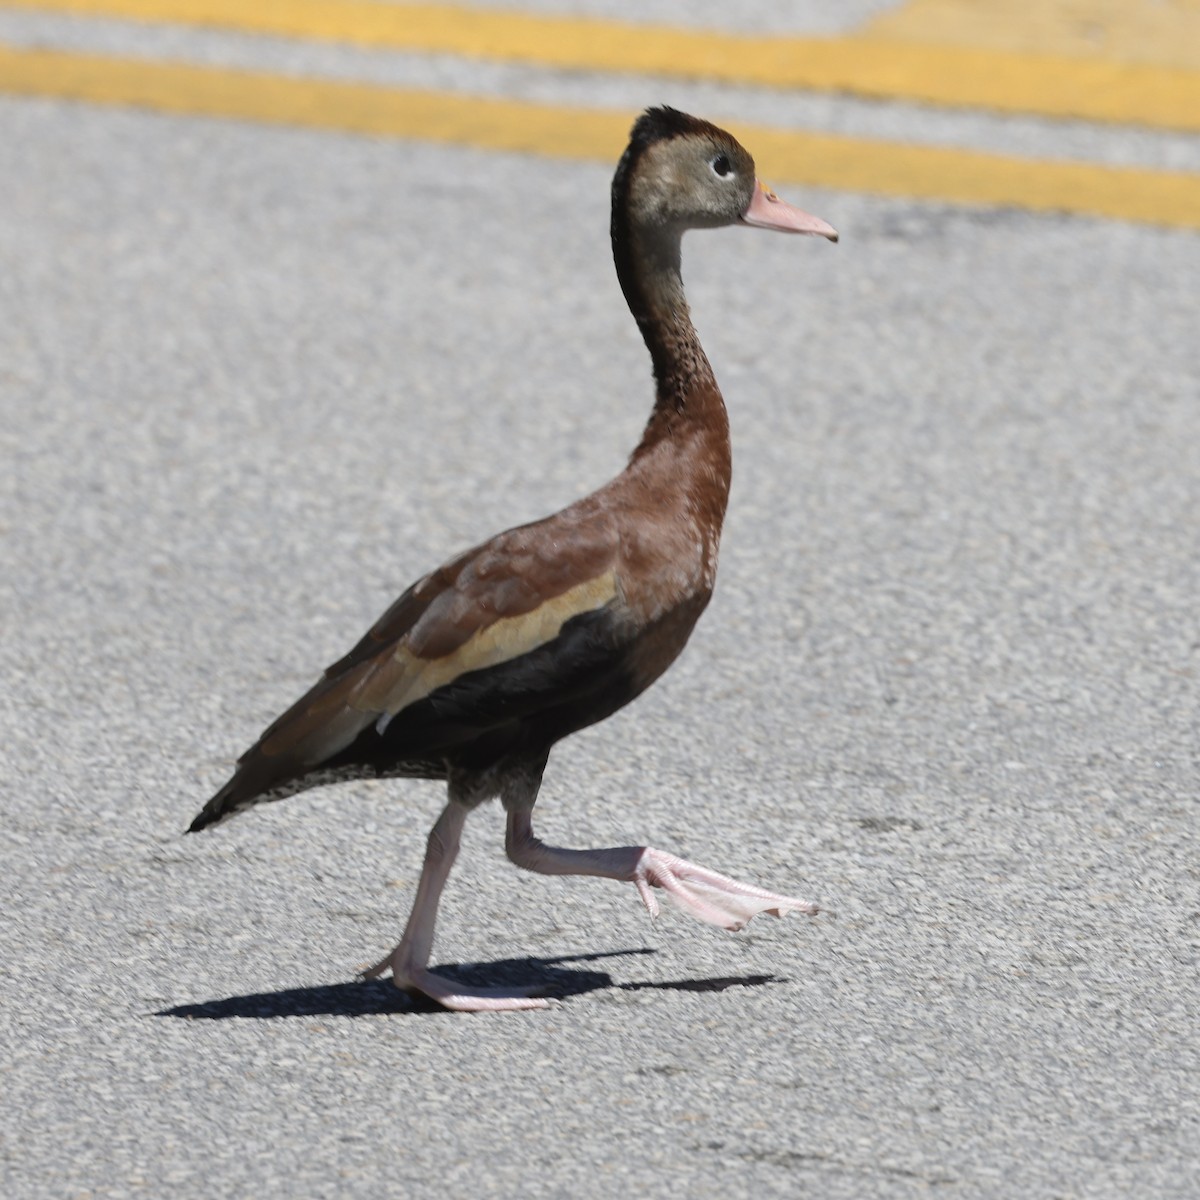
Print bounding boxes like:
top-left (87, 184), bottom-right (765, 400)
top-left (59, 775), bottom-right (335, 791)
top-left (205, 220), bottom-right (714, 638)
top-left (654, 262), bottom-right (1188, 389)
top-left (189, 107), bottom-right (837, 1011)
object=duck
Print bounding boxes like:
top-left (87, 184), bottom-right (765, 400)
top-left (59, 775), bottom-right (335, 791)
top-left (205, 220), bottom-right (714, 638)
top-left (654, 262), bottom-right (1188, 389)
top-left (188, 106), bottom-right (838, 1012)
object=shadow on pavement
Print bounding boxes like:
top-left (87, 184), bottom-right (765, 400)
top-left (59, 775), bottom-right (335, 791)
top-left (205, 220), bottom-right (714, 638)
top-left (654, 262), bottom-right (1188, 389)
top-left (155, 948), bottom-right (785, 1018)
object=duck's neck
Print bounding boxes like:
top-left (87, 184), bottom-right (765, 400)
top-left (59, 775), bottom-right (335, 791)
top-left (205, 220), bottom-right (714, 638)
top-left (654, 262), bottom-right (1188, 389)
top-left (616, 219), bottom-right (714, 407)
top-left (613, 219), bottom-right (728, 457)
top-left (611, 215), bottom-right (732, 547)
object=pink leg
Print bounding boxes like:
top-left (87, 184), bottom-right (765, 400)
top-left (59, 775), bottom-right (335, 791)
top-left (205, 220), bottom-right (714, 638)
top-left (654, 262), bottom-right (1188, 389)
top-left (363, 802), bottom-right (548, 1012)
top-left (505, 809), bottom-right (818, 932)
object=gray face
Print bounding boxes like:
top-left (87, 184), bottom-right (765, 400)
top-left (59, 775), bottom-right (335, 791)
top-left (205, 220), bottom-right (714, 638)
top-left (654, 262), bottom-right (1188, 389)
top-left (628, 133), bottom-right (757, 231)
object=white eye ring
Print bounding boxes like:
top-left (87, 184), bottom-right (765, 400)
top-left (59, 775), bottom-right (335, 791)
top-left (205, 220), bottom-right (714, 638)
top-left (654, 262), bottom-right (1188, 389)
top-left (710, 153), bottom-right (733, 179)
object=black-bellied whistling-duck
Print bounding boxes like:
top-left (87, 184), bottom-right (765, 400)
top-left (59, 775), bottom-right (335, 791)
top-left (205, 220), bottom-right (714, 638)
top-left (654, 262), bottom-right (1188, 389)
top-left (189, 107), bottom-right (837, 1011)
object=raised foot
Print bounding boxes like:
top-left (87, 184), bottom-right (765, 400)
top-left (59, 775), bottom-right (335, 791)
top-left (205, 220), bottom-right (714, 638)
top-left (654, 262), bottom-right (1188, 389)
top-left (362, 953), bottom-right (550, 1012)
top-left (633, 848), bottom-right (819, 931)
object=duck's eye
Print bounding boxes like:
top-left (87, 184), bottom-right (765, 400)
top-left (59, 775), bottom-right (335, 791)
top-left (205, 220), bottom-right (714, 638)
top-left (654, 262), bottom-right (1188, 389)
top-left (710, 153), bottom-right (732, 178)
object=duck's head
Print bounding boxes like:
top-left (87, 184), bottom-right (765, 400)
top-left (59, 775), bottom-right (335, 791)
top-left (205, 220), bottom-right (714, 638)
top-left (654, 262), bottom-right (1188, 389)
top-left (615, 106), bottom-right (838, 241)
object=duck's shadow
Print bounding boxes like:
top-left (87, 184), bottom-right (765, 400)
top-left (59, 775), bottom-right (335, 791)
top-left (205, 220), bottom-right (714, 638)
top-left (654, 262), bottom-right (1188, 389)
top-left (157, 949), bottom-right (785, 1018)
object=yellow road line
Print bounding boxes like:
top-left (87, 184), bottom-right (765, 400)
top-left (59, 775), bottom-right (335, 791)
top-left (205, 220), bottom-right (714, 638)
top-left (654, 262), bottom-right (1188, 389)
top-left (2, 44), bottom-right (1198, 232)
top-left (867, 0), bottom-right (1200, 72)
top-left (3, 0), bottom-right (1200, 133)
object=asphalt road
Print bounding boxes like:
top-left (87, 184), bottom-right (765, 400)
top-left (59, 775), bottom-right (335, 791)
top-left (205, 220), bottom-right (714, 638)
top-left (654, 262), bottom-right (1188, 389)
top-left (2, 3), bottom-right (1199, 1197)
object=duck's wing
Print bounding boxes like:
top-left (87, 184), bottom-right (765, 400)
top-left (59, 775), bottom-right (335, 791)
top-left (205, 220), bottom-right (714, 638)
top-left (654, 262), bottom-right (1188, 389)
top-left (188, 506), bottom-right (623, 830)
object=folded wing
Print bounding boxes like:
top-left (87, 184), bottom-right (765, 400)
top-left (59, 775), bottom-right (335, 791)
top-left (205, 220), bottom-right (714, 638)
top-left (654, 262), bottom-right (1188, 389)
top-left (189, 506), bottom-right (625, 830)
